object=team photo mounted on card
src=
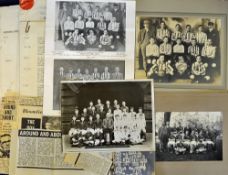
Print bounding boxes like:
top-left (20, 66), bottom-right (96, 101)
top-left (156, 112), bottom-right (223, 161)
top-left (60, 80), bottom-right (155, 152)
top-left (45, 0), bottom-right (135, 59)
top-left (135, 13), bottom-right (227, 89)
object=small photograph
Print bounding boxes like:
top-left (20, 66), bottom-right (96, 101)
top-left (61, 80), bottom-right (154, 152)
top-left (21, 118), bottom-right (41, 129)
top-left (0, 134), bottom-right (10, 158)
top-left (156, 112), bottom-right (223, 161)
top-left (55, 1), bottom-right (126, 52)
top-left (111, 152), bottom-right (155, 175)
top-left (53, 59), bottom-right (125, 110)
top-left (136, 14), bottom-right (225, 88)
top-left (42, 116), bottom-right (61, 130)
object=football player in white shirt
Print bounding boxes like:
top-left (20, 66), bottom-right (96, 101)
top-left (103, 7), bottom-right (113, 22)
top-left (137, 108), bottom-right (146, 141)
top-left (146, 37), bottom-right (159, 59)
top-left (72, 4), bottom-right (83, 20)
top-left (156, 21), bottom-right (170, 43)
top-left (64, 16), bottom-right (75, 39)
top-left (99, 30), bottom-right (114, 51)
top-left (173, 38), bottom-right (185, 55)
top-left (171, 24), bottom-right (182, 43)
top-left (75, 15), bottom-right (85, 31)
top-left (101, 66), bottom-right (111, 80)
top-left (108, 17), bottom-right (120, 39)
top-left (190, 56), bottom-right (210, 83)
top-left (74, 68), bottom-right (83, 80)
top-left (201, 39), bottom-right (216, 61)
top-left (85, 16), bottom-right (95, 29)
top-left (195, 25), bottom-right (207, 47)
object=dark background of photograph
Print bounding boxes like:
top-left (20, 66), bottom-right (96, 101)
top-left (61, 81), bottom-right (152, 134)
top-left (0, 0), bottom-right (18, 6)
top-left (53, 60), bottom-right (125, 110)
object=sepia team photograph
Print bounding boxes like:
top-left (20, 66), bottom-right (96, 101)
top-left (135, 14), bottom-right (226, 88)
top-left (60, 80), bottom-right (155, 152)
top-left (156, 112), bottom-right (223, 161)
top-left (55, 1), bottom-right (126, 52)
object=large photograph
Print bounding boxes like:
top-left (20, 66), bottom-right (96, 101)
top-left (156, 112), bottom-right (223, 161)
top-left (55, 1), bottom-right (126, 52)
top-left (61, 80), bottom-right (154, 152)
top-left (136, 13), bottom-right (226, 88)
top-left (53, 60), bottom-right (125, 110)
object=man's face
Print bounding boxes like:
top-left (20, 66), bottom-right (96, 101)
top-left (160, 22), bottom-right (165, 29)
top-left (45, 123), bottom-right (52, 130)
top-left (115, 67), bottom-right (120, 73)
top-left (89, 102), bottom-right (93, 106)
top-left (106, 101), bottom-right (110, 105)
top-left (105, 67), bottom-right (109, 72)
top-left (97, 99), bottom-right (101, 104)
top-left (139, 109), bottom-right (142, 113)
top-left (122, 101), bottom-right (126, 106)
top-left (160, 56), bottom-right (165, 62)
top-left (114, 100), bottom-right (118, 104)
top-left (77, 69), bottom-right (81, 73)
top-left (75, 109), bottom-right (79, 114)
top-left (164, 38), bottom-right (168, 43)
top-left (130, 108), bottom-right (134, 112)
top-left (81, 117), bottom-right (85, 122)
top-left (96, 114), bottom-right (100, 119)
top-left (149, 38), bottom-right (155, 44)
top-left (89, 116), bottom-right (93, 121)
top-left (83, 108), bottom-right (87, 113)
top-left (191, 40), bottom-right (196, 46)
top-left (92, 106), bottom-right (95, 111)
top-left (198, 26), bottom-right (203, 32)
top-left (78, 16), bottom-right (82, 20)
top-left (207, 39), bottom-right (212, 45)
top-left (94, 68), bottom-right (98, 73)
top-left (176, 39), bottom-right (181, 45)
top-left (67, 16), bottom-right (71, 21)
top-left (144, 23), bottom-right (149, 29)
top-left (186, 26), bottom-right (191, 32)
top-left (85, 69), bottom-right (89, 74)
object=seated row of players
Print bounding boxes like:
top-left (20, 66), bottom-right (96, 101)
top-left (68, 99), bottom-right (146, 147)
top-left (59, 66), bottom-right (123, 80)
top-left (158, 122), bottom-right (220, 155)
top-left (64, 28), bottom-right (118, 51)
top-left (147, 55), bottom-right (213, 83)
top-left (146, 37), bottom-right (216, 61)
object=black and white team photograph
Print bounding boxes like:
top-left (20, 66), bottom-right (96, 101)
top-left (61, 80), bottom-right (154, 152)
top-left (136, 14), bottom-right (225, 87)
top-left (53, 60), bottom-right (125, 110)
top-left (156, 112), bottom-right (223, 161)
top-left (55, 1), bottom-right (126, 52)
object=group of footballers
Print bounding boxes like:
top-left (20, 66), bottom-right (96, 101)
top-left (139, 19), bottom-right (220, 83)
top-left (58, 2), bottom-right (125, 51)
top-left (157, 121), bottom-right (222, 155)
top-left (68, 99), bottom-right (147, 147)
top-left (59, 66), bottom-right (124, 81)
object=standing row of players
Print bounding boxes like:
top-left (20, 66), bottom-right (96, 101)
top-left (68, 99), bottom-right (146, 146)
top-left (59, 66), bottom-right (124, 80)
top-left (59, 3), bottom-right (125, 50)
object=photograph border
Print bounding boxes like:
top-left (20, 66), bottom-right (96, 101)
top-left (60, 79), bottom-right (155, 152)
top-left (135, 11), bottom-right (227, 90)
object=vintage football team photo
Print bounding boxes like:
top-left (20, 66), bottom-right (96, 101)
top-left (136, 14), bottom-right (225, 87)
top-left (55, 1), bottom-right (126, 52)
top-left (61, 81), bottom-right (154, 152)
top-left (156, 112), bottom-right (223, 161)
top-left (53, 60), bottom-right (125, 110)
